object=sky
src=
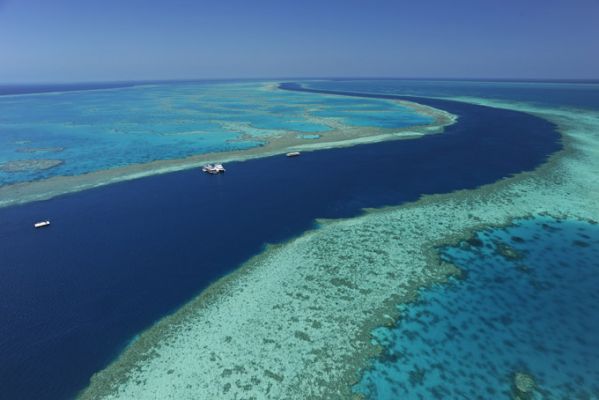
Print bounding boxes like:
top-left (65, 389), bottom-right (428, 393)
top-left (0, 0), bottom-right (598, 82)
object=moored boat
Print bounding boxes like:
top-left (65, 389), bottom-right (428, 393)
top-left (202, 163), bottom-right (226, 174)
top-left (286, 151), bottom-right (301, 157)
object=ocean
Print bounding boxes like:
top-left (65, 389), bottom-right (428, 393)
top-left (0, 80), bottom-right (565, 399)
top-left (0, 81), bottom-right (430, 186)
top-left (355, 217), bottom-right (599, 399)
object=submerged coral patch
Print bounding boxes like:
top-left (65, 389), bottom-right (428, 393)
top-left (0, 159), bottom-right (63, 172)
top-left (512, 371), bottom-right (537, 400)
top-left (355, 217), bottom-right (599, 399)
top-left (16, 147), bottom-right (64, 153)
top-left (296, 134), bottom-right (321, 139)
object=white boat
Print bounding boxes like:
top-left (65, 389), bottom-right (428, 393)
top-left (34, 220), bottom-right (50, 228)
top-left (202, 163), bottom-right (226, 174)
top-left (286, 151), bottom-right (301, 157)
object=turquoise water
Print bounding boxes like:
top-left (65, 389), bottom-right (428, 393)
top-left (0, 81), bottom-right (432, 186)
top-left (355, 217), bottom-right (599, 399)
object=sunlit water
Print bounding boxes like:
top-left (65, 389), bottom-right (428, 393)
top-left (0, 81), bottom-right (431, 185)
top-left (355, 217), bottom-right (599, 399)
top-left (1, 79), bottom-right (592, 399)
top-left (0, 83), bottom-right (562, 399)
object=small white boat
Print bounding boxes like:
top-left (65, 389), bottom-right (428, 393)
top-left (202, 163), bottom-right (226, 174)
top-left (286, 152), bottom-right (301, 157)
top-left (34, 220), bottom-right (50, 228)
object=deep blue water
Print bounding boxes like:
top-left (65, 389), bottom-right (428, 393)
top-left (303, 79), bottom-right (599, 110)
top-left (0, 84), bottom-right (561, 399)
top-left (356, 217), bottom-right (599, 399)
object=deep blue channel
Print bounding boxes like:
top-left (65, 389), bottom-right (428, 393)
top-left (0, 84), bottom-right (561, 399)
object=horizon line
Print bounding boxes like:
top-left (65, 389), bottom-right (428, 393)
top-left (2, 76), bottom-right (599, 86)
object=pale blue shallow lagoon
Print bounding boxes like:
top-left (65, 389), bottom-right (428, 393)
top-left (0, 81), bottom-right (432, 186)
top-left (355, 217), bottom-right (599, 399)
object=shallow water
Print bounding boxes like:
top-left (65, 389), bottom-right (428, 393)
top-left (355, 217), bottom-right (599, 399)
top-left (0, 81), bottom-right (431, 186)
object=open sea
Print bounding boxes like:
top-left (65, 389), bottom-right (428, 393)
top-left (0, 79), bottom-right (585, 399)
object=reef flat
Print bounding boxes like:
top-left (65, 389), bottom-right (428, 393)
top-left (15, 146), bottom-right (64, 153)
top-left (0, 82), bottom-right (453, 208)
top-left (80, 93), bottom-right (598, 399)
top-left (356, 216), bottom-right (599, 398)
top-left (0, 159), bottom-right (63, 172)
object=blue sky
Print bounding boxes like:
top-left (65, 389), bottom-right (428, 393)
top-left (1, 0), bottom-right (598, 82)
